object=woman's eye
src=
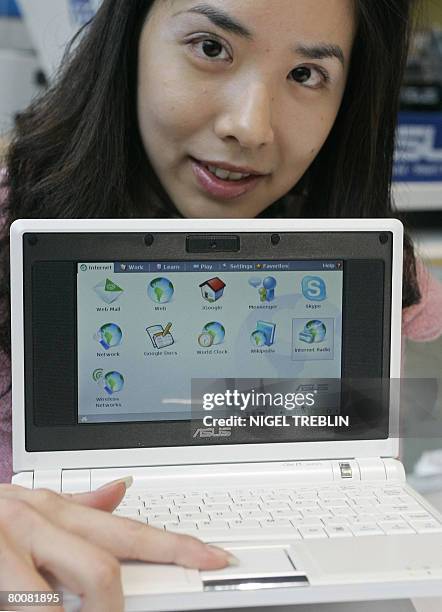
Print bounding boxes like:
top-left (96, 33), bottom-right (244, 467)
top-left (290, 66), bottom-right (329, 89)
top-left (188, 37), bottom-right (230, 62)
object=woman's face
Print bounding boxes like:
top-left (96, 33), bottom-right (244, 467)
top-left (137, 0), bottom-right (356, 218)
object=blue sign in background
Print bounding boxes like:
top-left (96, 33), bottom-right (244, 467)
top-left (394, 112), bottom-right (442, 182)
top-left (0, 0), bottom-right (20, 17)
top-left (69, 0), bottom-right (99, 25)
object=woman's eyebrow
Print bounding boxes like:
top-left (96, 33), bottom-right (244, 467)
top-left (173, 3), bottom-right (253, 39)
top-left (172, 4), bottom-right (345, 67)
top-left (296, 43), bottom-right (345, 67)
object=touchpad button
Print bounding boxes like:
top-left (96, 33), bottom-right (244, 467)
top-left (200, 544), bottom-right (308, 591)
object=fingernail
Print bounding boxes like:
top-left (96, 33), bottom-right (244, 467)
top-left (206, 545), bottom-right (240, 567)
top-left (98, 476), bottom-right (133, 490)
top-left (226, 553), bottom-right (240, 567)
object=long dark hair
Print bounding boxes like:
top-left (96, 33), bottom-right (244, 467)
top-left (0, 0), bottom-right (419, 356)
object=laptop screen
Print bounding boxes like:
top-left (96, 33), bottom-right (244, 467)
top-left (21, 229), bottom-right (392, 451)
top-left (76, 260), bottom-right (343, 424)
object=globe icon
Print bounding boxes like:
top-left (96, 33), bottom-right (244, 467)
top-left (97, 323), bottom-right (122, 350)
top-left (103, 371), bottom-right (124, 395)
top-left (305, 320), bottom-right (327, 342)
top-left (203, 322), bottom-right (225, 345)
top-left (148, 277), bottom-right (174, 303)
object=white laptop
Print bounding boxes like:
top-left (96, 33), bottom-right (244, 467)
top-left (9, 218), bottom-right (442, 611)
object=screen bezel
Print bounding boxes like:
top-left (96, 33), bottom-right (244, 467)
top-left (21, 230), bottom-right (393, 453)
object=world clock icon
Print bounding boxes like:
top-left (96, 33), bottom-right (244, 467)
top-left (198, 332), bottom-right (213, 348)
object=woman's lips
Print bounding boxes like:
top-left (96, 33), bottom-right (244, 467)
top-left (190, 157), bottom-right (264, 200)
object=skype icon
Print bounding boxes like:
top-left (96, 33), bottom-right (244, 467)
top-left (301, 276), bottom-right (327, 302)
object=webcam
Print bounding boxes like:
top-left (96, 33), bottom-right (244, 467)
top-left (186, 235), bottom-right (240, 253)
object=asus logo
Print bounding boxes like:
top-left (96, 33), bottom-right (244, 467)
top-left (295, 384), bottom-right (329, 392)
top-left (192, 427), bottom-right (232, 438)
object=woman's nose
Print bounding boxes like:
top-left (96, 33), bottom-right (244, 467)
top-left (214, 81), bottom-right (275, 149)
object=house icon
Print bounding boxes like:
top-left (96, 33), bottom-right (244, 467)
top-left (199, 277), bottom-right (226, 303)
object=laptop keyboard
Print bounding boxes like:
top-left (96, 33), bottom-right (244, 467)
top-left (113, 483), bottom-right (442, 541)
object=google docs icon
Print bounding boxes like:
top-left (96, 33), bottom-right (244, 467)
top-left (301, 276), bottom-right (326, 301)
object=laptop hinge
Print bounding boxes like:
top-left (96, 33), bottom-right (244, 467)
top-left (32, 469), bottom-right (62, 492)
top-left (354, 458), bottom-right (406, 482)
top-left (11, 471), bottom-right (34, 489)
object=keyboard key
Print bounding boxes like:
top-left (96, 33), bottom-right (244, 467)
top-left (354, 506), bottom-right (382, 515)
top-left (142, 498), bottom-right (173, 507)
top-left (301, 507), bottom-right (332, 518)
top-left (164, 520), bottom-right (198, 533)
top-left (179, 512), bottom-right (208, 521)
top-left (259, 500), bottom-right (288, 509)
top-left (159, 491), bottom-right (186, 498)
top-left (291, 517), bottom-right (323, 527)
top-left (203, 503), bottom-right (232, 512)
top-left (324, 524), bottom-right (353, 538)
top-left (374, 487), bottom-right (403, 496)
top-left (184, 495), bottom-right (205, 503)
top-left (174, 504), bottom-right (201, 513)
top-left (346, 492), bottom-right (375, 500)
top-left (382, 503), bottom-right (420, 513)
top-left (381, 512), bottom-right (402, 522)
top-left (350, 523), bottom-right (383, 536)
top-left (378, 521), bottom-right (415, 535)
top-left (197, 519), bottom-right (229, 529)
top-left (298, 526), bottom-right (328, 539)
top-left (142, 505), bottom-right (172, 514)
top-left (146, 512), bottom-right (178, 522)
top-left (376, 495), bottom-right (411, 503)
top-left (261, 518), bottom-right (292, 528)
top-left (205, 495), bottom-right (232, 504)
top-left (240, 510), bottom-right (271, 520)
top-left (320, 499), bottom-right (347, 507)
top-left (230, 495), bottom-right (255, 504)
top-left (230, 519), bottom-right (261, 530)
top-left (118, 500), bottom-right (142, 509)
top-left (354, 513), bottom-right (382, 522)
top-left (293, 491), bottom-right (318, 500)
top-left (271, 509), bottom-right (302, 520)
top-left (322, 516), bottom-right (350, 525)
top-left (403, 511), bottom-right (433, 521)
top-left (409, 520), bottom-right (442, 534)
top-left (209, 511), bottom-right (240, 520)
top-left (291, 499), bottom-right (320, 508)
top-left (114, 508), bottom-right (139, 517)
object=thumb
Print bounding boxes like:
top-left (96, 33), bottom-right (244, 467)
top-left (62, 476), bottom-right (133, 513)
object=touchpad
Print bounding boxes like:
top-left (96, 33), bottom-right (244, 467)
top-left (200, 544), bottom-right (308, 591)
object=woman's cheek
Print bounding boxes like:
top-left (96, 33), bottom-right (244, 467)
top-left (146, 78), bottom-right (212, 139)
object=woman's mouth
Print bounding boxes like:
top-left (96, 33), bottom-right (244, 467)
top-left (190, 157), bottom-right (265, 200)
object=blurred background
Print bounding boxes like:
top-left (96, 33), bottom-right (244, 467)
top-left (0, 0), bottom-right (442, 534)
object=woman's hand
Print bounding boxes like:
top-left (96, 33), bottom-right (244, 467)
top-left (0, 480), bottom-right (235, 612)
